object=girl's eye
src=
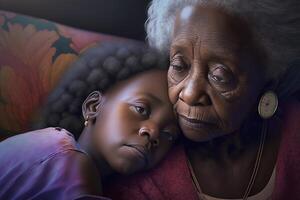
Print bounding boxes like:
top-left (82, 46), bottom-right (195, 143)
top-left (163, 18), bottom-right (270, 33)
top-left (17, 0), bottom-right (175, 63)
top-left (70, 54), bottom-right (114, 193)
top-left (133, 106), bottom-right (149, 117)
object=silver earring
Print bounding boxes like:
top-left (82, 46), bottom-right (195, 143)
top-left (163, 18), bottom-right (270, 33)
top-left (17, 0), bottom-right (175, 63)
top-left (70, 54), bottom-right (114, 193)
top-left (258, 91), bottom-right (278, 119)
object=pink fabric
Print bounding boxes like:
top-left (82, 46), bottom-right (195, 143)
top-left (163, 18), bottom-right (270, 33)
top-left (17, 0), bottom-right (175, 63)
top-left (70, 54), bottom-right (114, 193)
top-left (104, 100), bottom-right (300, 200)
top-left (104, 144), bottom-right (198, 200)
top-left (0, 127), bottom-right (108, 200)
top-left (272, 100), bottom-right (300, 199)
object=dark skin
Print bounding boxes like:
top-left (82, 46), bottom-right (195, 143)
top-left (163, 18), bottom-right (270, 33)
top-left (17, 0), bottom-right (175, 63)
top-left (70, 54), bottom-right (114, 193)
top-left (169, 5), bottom-right (281, 198)
top-left (79, 69), bottom-right (179, 181)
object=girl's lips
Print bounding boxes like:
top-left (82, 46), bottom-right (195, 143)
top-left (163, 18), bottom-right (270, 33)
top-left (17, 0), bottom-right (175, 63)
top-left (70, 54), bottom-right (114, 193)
top-left (123, 144), bottom-right (149, 165)
top-left (178, 114), bottom-right (216, 131)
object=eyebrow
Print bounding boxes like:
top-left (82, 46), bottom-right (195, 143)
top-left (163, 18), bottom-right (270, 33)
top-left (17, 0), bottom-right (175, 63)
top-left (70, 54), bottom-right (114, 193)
top-left (171, 39), bottom-right (239, 64)
top-left (170, 40), bottom-right (193, 57)
top-left (204, 38), bottom-right (240, 59)
top-left (207, 48), bottom-right (238, 63)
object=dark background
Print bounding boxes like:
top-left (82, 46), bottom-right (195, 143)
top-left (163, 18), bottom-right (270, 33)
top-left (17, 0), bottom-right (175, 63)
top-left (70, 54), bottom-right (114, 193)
top-left (0, 0), bottom-right (150, 40)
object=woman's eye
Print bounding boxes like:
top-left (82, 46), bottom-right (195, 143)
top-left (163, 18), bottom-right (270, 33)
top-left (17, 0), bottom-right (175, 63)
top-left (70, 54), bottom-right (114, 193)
top-left (170, 64), bottom-right (184, 72)
top-left (168, 56), bottom-right (189, 83)
top-left (210, 74), bottom-right (225, 82)
top-left (208, 65), bottom-right (234, 84)
top-left (170, 57), bottom-right (187, 72)
top-left (208, 64), bottom-right (237, 92)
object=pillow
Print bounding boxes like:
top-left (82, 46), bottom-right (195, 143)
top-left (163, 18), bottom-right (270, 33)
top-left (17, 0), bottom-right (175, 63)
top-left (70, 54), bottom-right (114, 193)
top-left (0, 10), bottom-right (136, 140)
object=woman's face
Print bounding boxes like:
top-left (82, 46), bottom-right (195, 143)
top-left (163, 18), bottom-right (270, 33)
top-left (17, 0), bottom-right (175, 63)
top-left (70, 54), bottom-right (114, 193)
top-left (168, 6), bottom-right (267, 142)
top-left (91, 69), bottom-right (179, 174)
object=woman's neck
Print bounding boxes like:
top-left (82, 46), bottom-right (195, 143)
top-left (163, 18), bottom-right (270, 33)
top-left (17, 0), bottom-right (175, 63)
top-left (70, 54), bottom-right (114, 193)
top-left (185, 132), bottom-right (256, 165)
top-left (184, 115), bottom-right (282, 198)
top-left (185, 113), bottom-right (263, 163)
top-left (186, 133), bottom-right (260, 166)
top-left (78, 126), bottom-right (114, 180)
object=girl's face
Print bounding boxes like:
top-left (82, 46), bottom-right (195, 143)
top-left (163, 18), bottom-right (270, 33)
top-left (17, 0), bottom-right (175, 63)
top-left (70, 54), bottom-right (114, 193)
top-left (88, 69), bottom-right (179, 174)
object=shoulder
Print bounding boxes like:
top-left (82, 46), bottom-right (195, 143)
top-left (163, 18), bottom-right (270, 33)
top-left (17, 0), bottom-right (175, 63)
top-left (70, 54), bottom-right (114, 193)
top-left (280, 99), bottom-right (300, 139)
top-left (282, 98), bottom-right (300, 118)
top-left (32, 150), bottom-right (103, 198)
top-left (0, 127), bottom-right (79, 171)
top-left (276, 98), bottom-right (300, 167)
top-left (273, 99), bottom-right (300, 198)
top-left (0, 139), bottom-right (105, 200)
top-left (34, 150), bottom-right (105, 199)
top-left (0, 127), bottom-right (77, 151)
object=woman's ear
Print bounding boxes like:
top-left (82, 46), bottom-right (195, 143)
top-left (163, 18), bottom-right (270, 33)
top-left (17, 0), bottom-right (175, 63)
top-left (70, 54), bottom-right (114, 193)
top-left (82, 91), bottom-right (104, 121)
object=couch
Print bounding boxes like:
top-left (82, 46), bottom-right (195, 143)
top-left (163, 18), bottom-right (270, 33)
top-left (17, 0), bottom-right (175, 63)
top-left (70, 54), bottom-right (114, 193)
top-left (0, 10), bottom-right (142, 140)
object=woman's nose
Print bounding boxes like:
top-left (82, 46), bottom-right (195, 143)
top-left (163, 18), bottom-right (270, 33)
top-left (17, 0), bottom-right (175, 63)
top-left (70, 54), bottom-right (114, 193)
top-left (179, 77), bottom-right (211, 106)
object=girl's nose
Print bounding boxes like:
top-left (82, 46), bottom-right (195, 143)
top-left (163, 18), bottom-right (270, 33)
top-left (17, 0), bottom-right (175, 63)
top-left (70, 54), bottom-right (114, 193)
top-left (138, 125), bottom-right (160, 148)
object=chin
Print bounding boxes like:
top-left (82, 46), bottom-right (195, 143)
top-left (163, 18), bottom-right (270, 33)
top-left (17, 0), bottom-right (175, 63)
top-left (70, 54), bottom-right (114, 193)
top-left (114, 160), bottom-right (142, 175)
top-left (117, 167), bottom-right (134, 175)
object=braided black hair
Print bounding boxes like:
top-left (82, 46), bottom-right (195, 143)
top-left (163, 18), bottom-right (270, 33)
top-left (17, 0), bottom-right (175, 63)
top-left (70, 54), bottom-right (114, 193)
top-left (33, 41), bottom-right (168, 138)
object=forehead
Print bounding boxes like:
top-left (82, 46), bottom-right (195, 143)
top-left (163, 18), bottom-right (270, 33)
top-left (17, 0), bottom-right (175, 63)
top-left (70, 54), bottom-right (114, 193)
top-left (172, 5), bottom-right (251, 55)
top-left (106, 69), bottom-right (169, 102)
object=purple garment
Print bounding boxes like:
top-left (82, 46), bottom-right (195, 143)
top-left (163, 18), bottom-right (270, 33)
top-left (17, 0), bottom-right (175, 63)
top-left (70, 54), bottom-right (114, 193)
top-left (0, 127), bottom-right (109, 200)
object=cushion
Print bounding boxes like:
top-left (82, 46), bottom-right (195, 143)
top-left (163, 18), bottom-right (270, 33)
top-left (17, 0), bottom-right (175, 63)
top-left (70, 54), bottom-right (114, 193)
top-left (0, 10), bottom-right (135, 140)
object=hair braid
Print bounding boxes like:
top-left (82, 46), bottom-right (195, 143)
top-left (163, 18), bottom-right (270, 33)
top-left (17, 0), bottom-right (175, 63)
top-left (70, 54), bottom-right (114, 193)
top-left (33, 41), bottom-right (168, 138)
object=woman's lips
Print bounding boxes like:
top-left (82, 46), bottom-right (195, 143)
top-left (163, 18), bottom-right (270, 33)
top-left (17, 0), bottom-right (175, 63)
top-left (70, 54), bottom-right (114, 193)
top-left (178, 114), bottom-right (216, 131)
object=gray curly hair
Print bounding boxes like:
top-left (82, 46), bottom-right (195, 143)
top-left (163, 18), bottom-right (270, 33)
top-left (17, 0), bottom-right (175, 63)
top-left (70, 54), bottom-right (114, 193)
top-left (146, 0), bottom-right (300, 79)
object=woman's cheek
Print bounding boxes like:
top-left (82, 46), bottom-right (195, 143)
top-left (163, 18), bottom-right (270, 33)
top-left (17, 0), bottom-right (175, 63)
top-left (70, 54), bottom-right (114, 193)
top-left (167, 77), bottom-right (187, 105)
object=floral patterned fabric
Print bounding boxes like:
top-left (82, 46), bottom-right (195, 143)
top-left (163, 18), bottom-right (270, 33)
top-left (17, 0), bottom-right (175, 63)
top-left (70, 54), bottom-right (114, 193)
top-left (0, 11), bottom-right (128, 139)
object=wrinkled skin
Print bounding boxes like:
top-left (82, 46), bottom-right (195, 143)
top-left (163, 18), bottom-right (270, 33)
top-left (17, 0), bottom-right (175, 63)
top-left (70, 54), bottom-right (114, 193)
top-left (167, 5), bottom-right (281, 198)
top-left (169, 6), bottom-right (267, 142)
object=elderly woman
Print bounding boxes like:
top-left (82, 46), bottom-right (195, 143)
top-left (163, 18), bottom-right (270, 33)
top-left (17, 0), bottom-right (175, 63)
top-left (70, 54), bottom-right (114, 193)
top-left (104, 0), bottom-right (300, 199)
top-left (1, 0), bottom-right (299, 199)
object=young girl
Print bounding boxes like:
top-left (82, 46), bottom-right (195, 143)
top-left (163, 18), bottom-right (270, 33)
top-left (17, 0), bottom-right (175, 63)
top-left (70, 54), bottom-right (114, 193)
top-left (0, 42), bottom-right (180, 200)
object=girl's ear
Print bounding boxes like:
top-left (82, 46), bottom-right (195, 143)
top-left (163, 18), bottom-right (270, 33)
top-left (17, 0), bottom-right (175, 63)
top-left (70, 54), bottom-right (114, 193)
top-left (82, 91), bottom-right (104, 121)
